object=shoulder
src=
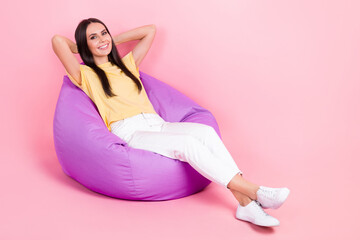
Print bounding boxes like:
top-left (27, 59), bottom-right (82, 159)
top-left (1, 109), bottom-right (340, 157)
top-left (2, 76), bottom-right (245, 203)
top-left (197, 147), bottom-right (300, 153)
top-left (81, 63), bottom-right (94, 72)
top-left (121, 51), bottom-right (140, 77)
top-left (65, 63), bottom-right (94, 89)
top-left (121, 51), bottom-right (133, 65)
top-left (79, 64), bottom-right (99, 77)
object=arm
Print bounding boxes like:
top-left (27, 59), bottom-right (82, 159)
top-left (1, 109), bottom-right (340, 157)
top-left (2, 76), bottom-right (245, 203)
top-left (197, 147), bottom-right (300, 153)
top-left (51, 35), bottom-right (81, 85)
top-left (53, 35), bottom-right (78, 54)
top-left (112, 24), bottom-right (156, 67)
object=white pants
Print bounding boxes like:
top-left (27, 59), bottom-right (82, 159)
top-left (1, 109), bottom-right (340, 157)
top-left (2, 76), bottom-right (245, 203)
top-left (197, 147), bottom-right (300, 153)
top-left (110, 112), bottom-right (242, 188)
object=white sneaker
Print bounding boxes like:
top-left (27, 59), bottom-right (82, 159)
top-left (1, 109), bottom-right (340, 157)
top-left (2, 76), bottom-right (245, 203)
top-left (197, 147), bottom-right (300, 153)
top-left (256, 186), bottom-right (290, 209)
top-left (235, 200), bottom-right (280, 227)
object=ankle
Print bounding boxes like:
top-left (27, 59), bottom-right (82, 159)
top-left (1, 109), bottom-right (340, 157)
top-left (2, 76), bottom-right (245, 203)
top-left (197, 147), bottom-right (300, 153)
top-left (253, 186), bottom-right (260, 200)
top-left (250, 186), bottom-right (260, 200)
top-left (238, 196), bottom-right (252, 207)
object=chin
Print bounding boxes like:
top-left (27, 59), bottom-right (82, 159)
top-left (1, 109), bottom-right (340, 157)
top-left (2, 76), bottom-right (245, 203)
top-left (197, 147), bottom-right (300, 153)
top-left (94, 51), bottom-right (111, 57)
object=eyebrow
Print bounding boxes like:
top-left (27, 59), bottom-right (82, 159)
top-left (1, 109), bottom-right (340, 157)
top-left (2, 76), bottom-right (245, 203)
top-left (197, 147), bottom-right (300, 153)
top-left (88, 29), bottom-right (107, 38)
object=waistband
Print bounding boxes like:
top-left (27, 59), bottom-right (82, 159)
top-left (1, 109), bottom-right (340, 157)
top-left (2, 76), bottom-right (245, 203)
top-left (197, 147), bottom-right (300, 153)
top-left (110, 112), bottom-right (160, 129)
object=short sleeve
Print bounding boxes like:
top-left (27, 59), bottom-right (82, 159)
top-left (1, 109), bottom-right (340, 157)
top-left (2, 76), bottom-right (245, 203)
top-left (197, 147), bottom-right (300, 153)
top-left (65, 65), bottom-right (87, 90)
top-left (121, 51), bottom-right (140, 79)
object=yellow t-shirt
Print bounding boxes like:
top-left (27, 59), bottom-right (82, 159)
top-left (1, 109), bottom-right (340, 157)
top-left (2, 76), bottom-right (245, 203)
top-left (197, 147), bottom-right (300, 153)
top-left (65, 51), bottom-right (157, 131)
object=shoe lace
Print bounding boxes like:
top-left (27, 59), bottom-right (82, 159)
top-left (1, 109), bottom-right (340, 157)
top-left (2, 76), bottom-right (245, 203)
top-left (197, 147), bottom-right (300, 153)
top-left (254, 201), bottom-right (269, 216)
top-left (261, 187), bottom-right (278, 200)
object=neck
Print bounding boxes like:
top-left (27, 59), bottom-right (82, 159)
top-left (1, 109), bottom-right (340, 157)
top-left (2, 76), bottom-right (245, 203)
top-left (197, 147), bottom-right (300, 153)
top-left (94, 56), bottom-right (109, 66)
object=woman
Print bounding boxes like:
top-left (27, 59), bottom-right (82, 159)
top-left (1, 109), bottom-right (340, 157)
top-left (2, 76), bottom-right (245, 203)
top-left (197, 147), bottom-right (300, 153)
top-left (52, 18), bottom-right (290, 227)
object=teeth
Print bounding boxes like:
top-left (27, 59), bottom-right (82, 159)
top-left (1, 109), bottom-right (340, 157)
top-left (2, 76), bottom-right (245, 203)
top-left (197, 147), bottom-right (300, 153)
top-left (99, 44), bottom-right (108, 49)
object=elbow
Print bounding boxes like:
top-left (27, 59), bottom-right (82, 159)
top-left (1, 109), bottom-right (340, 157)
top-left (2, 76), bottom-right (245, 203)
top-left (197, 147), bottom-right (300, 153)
top-left (148, 24), bottom-right (156, 32)
top-left (52, 34), bottom-right (67, 43)
top-left (51, 35), bottom-right (65, 53)
top-left (142, 25), bottom-right (156, 39)
top-left (51, 34), bottom-right (58, 41)
top-left (150, 25), bottom-right (156, 36)
top-left (51, 34), bottom-right (62, 44)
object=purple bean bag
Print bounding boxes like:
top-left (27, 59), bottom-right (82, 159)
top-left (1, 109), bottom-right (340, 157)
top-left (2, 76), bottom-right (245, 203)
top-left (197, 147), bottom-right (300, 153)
top-left (53, 71), bottom-right (222, 201)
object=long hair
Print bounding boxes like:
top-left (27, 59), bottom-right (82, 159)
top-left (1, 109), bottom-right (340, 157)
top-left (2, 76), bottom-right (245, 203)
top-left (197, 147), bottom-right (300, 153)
top-left (75, 18), bottom-right (143, 98)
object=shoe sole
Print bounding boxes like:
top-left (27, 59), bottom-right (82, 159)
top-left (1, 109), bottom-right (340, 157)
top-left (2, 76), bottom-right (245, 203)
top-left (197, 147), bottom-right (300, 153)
top-left (235, 215), bottom-right (280, 227)
top-left (236, 204), bottom-right (280, 227)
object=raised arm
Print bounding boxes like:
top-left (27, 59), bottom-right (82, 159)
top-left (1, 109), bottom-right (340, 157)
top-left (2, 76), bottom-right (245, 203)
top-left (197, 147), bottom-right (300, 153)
top-left (51, 35), bottom-right (81, 86)
top-left (112, 24), bottom-right (156, 68)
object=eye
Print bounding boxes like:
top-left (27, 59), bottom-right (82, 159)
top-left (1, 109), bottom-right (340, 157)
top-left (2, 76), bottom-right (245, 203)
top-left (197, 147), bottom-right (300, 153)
top-left (102, 31), bottom-right (108, 35)
top-left (90, 36), bottom-right (96, 40)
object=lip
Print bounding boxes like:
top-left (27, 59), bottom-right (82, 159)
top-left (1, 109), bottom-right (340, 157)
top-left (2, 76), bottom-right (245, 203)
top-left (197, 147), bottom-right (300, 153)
top-left (98, 43), bottom-right (110, 50)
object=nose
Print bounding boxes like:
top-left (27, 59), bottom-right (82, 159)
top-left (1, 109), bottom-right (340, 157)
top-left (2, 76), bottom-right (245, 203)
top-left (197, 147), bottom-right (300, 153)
top-left (99, 34), bottom-right (107, 42)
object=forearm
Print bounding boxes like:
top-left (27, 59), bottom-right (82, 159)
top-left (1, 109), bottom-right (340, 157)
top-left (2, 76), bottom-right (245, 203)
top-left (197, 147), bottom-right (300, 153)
top-left (112, 24), bottom-right (156, 45)
top-left (52, 34), bottom-right (78, 54)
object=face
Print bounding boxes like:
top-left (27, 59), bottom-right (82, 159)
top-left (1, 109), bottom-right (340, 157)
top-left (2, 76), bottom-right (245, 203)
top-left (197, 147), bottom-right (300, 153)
top-left (86, 22), bottom-right (112, 58)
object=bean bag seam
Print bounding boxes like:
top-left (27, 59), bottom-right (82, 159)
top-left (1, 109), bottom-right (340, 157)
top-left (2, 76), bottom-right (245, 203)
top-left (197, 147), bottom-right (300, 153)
top-left (126, 148), bottom-right (139, 197)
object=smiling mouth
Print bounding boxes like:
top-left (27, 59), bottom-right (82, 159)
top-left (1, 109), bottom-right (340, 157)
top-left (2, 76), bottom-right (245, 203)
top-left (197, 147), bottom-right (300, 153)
top-left (98, 43), bottom-right (109, 50)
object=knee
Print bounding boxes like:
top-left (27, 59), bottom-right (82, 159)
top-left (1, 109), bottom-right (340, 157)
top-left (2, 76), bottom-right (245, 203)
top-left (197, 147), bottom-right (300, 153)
top-left (196, 124), bottom-right (218, 136)
top-left (202, 125), bottom-right (219, 139)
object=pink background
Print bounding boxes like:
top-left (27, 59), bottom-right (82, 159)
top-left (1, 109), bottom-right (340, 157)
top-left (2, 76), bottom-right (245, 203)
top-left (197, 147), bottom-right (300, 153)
top-left (1, 0), bottom-right (359, 239)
